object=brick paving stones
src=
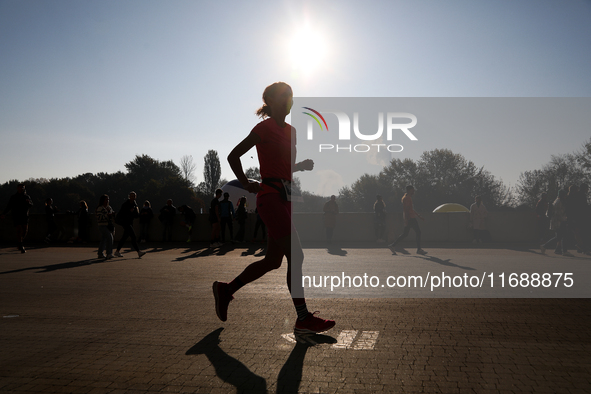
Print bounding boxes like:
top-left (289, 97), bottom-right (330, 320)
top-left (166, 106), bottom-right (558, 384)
top-left (0, 244), bottom-right (590, 393)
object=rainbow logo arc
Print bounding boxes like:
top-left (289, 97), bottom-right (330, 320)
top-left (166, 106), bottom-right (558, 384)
top-left (302, 107), bottom-right (329, 131)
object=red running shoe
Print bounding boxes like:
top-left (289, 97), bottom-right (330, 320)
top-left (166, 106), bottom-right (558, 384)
top-left (212, 281), bottom-right (233, 322)
top-left (294, 311), bottom-right (335, 334)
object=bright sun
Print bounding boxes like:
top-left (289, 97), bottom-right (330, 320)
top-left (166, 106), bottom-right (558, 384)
top-left (289, 26), bottom-right (327, 75)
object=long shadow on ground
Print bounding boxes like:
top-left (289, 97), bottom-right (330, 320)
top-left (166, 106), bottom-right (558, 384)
top-left (412, 254), bottom-right (476, 270)
top-left (276, 333), bottom-right (337, 394)
top-left (173, 245), bottom-right (236, 261)
top-left (187, 328), bottom-right (337, 394)
top-left (186, 328), bottom-right (267, 393)
top-left (0, 257), bottom-right (110, 274)
top-left (326, 246), bottom-right (348, 256)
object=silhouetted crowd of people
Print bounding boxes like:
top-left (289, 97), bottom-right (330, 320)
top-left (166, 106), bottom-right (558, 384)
top-left (3, 180), bottom-right (591, 259)
top-left (0, 182), bottom-right (264, 256)
top-left (2, 180), bottom-right (590, 259)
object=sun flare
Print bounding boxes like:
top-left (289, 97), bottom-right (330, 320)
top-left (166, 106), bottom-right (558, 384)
top-left (289, 26), bottom-right (327, 75)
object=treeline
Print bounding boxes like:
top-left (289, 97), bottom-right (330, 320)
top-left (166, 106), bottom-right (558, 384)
top-left (334, 149), bottom-right (512, 214)
top-left (0, 154), bottom-right (215, 214)
top-left (295, 139), bottom-right (591, 213)
top-left (294, 148), bottom-right (512, 213)
top-left (516, 139), bottom-right (591, 207)
top-left (2, 140), bottom-right (590, 214)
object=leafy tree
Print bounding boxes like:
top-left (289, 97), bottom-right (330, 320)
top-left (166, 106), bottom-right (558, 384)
top-left (338, 174), bottom-right (392, 213)
top-left (124, 154), bottom-right (160, 185)
top-left (1, 180), bottom-right (43, 214)
top-left (516, 153), bottom-right (588, 207)
top-left (195, 182), bottom-right (209, 196)
top-left (0, 154), bottom-right (201, 215)
top-left (95, 171), bottom-right (131, 210)
top-left (576, 138), bottom-right (591, 173)
top-left (293, 191), bottom-right (330, 213)
top-left (380, 158), bottom-right (419, 190)
top-left (124, 154), bottom-right (183, 188)
top-left (339, 149), bottom-right (511, 213)
top-left (415, 150), bottom-right (476, 208)
top-left (245, 167), bottom-right (261, 181)
top-left (160, 176), bottom-right (203, 210)
top-left (159, 160), bottom-right (183, 180)
top-left (42, 177), bottom-right (95, 212)
top-left (203, 150), bottom-right (222, 196)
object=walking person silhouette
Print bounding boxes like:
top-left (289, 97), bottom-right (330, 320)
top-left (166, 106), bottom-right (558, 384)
top-left (212, 82), bottom-right (335, 334)
top-left (1, 183), bottom-right (33, 253)
top-left (388, 185), bottom-right (427, 255)
top-left (114, 192), bottom-right (145, 259)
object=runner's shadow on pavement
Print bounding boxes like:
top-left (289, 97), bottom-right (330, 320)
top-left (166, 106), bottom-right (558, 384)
top-left (150, 244), bottom-right (178, 252)
top-left (504, 246), bottom-right (548, 256)
top-left (215, 243), bottom-right (236, 256)
top-left (174, 246), bottom-right (231, 261)
top-left (412, 255), bottom-right (476, 270)
top-left (186, 328), bottom-right (267, 393)
top-left (241, 245), bottom-right (266, 257)
top-left (391, 247), bottom-right (411, 255)
top-left (0, 257), bottom-right (109, 275)
top-left (276, 333), bottom-right (337, 394)
top-left (186, 329), bottom-right (336, 394)
top-left (326, 246), bottom-right (348, 256)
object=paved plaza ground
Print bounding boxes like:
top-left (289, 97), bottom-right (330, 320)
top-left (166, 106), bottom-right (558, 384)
top-left (0, 243), bottom-right (590, 393)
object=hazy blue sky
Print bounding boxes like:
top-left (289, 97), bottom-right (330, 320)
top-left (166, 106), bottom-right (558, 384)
top-left (1, 0), bottom-right (590, 194)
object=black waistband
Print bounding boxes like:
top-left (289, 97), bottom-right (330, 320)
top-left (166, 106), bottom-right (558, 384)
top-left (261, 178), bottom-right (285, 193)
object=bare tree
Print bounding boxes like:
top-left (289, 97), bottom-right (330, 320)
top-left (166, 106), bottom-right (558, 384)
top-left (179, 155), bottom-right (197, 186)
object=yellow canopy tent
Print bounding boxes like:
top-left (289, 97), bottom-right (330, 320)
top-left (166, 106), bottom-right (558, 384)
top-left (433, 203), bottom-right (470, 213)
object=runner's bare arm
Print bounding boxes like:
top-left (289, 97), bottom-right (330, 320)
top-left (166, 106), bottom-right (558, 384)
top-left (228, 132), bottom-right (262, 194)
